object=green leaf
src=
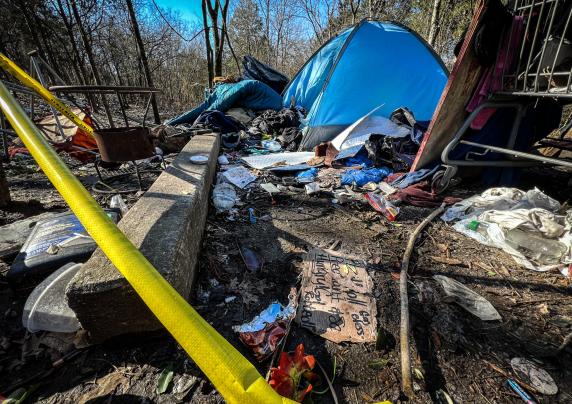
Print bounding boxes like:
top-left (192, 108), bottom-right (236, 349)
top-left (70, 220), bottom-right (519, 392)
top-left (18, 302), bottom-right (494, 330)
top-left (156, 365), bottom-right (174, 394)
top-left (413, 368), bottom-right (424, 381)
top-left (436, 389), bottom-right (454, 404)
top-left (3, 385), bottom-right (37, 404)
top-left (367, 358), bottom-right (389, 370)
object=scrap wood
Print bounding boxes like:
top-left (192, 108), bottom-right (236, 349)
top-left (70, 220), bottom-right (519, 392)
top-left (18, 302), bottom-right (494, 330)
top-left (400, 202), bottom-right (446, 397)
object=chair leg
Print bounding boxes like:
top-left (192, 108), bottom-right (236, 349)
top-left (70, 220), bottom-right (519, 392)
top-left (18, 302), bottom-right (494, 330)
top-left (94, 158), bottom-right (104, 182)
top-left (133, 160), bottom-right (143, 191)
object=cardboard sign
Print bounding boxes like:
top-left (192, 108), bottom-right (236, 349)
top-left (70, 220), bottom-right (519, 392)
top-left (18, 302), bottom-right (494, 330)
top-left (297, 249), bottom-right (377, 343)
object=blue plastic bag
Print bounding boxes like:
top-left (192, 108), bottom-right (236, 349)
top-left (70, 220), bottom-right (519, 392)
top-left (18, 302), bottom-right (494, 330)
top-left (295, 167), bottom-right (319, 180)
top-left (340, 167), bottom-right (391, 186)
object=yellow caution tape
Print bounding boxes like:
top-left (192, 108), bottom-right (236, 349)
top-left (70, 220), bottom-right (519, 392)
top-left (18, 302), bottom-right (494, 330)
top-left (0, 80), bottom-right (293, 403)
top-left (0, 53), bottom-right (94, 136)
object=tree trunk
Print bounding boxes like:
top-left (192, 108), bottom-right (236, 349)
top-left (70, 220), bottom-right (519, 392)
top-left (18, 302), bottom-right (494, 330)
top-left (70, 0), bottom-right (114, 126)
top-left (428, 0), bottom-right (442, 46)
top-left (56, 0), bottom-right (89, 85)
top-left (202, 0), bottom-right (214, 86)
top-left (0, 159), bottom-right (10, 208)
top-left (125, 0), bottom-right (161, 124)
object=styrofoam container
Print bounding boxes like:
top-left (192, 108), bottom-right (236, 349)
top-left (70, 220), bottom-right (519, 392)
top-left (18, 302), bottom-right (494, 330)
top-left (22, 263), bottom-right (82, 333)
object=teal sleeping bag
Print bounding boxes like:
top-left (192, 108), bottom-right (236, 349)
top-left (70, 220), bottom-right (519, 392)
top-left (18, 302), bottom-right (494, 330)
top-left (167, 80), bottom-right (282, 125)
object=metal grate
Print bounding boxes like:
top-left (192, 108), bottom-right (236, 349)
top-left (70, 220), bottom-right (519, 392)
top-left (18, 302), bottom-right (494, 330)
top-left (500, 0), bottom-right (572, 97)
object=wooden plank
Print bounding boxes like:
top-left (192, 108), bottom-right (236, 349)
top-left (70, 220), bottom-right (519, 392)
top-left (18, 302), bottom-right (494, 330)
top-left (412, 0), bottom-right (487, 170)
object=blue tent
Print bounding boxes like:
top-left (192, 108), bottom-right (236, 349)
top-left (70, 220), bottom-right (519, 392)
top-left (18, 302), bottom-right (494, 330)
top-left (283, 20), bottom-right (449, 150)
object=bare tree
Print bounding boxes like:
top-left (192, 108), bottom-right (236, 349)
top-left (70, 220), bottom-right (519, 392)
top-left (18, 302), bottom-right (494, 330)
top-left (125, 0), bottom-right (160, 123)
top-left (70, 0), bottom-right (113, 124)
top-left (428, 0), bottom-right (442, 46)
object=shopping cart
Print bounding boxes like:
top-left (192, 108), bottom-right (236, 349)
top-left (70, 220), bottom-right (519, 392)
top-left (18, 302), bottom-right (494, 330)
top-left (434, 0), bottom-right (572, 192)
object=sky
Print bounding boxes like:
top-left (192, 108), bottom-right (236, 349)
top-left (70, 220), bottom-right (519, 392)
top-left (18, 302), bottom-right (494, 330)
top-left (154, 0), bottom-right (202, 24)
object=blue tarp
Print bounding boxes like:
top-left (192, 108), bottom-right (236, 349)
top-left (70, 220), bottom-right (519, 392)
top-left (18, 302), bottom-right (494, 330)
top-left (282, 20), bottom-right (449, 150)
top-left (167, 80), bottom-right (282, 125)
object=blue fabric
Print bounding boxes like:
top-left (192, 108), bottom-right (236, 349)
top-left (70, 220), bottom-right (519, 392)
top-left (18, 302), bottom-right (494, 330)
top-left (340, 167), bottom-right (392, 186)
top-left (283, 21), bottom-right (448, 135)
top-left (295, 167), bottom-right (319, 179)
top-left (167, 80), bottom-right (282, 125)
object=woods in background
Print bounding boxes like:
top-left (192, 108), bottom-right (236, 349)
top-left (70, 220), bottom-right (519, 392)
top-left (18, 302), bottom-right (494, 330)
top-left (0, 0), bottom-right (475, 116)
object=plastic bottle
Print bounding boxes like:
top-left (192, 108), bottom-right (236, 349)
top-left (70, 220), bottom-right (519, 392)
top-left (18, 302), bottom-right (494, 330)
top-left (466, 220), bottom-right (490, 238)
top-left (504, 227), bottom-right (567, 265)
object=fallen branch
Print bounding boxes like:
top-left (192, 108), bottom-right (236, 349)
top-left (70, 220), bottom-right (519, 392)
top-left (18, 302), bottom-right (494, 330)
top-left (400, 203), bottom-right (446, 397)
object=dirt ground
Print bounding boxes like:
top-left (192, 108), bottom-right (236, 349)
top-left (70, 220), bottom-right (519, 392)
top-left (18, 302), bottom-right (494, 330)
top-left (0, 151), bottom-right (571, 403)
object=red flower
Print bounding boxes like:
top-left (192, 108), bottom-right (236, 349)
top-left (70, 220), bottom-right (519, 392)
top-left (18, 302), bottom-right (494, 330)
top-left (269, 344), bottom-right (318, 402)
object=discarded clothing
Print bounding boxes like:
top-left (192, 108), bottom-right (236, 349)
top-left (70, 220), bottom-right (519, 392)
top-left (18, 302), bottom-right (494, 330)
top-left (192, 110), bottom-right (243, 134)
top-left (248, 108), bottom-right (302, 135)
top-left (466, 16), bottom-right (524, 130)
top-left (167, 80), bottom-right (282, 125)
top-left (242, 55), bottom-right (289, 94)
top-left (389, 167), bottom-right (439, 189)
top-left (387, 181), bottom-right (461, 207)
top-left (340, 167), bottom-right (391, 187)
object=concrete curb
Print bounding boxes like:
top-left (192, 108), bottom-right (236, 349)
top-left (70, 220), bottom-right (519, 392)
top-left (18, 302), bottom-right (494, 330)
top-left (66, 133), bottom-right (220, 342)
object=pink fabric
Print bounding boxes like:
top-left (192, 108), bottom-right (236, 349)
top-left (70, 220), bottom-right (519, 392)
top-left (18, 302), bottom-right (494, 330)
top-left (467, 16), bottom-right (524, 130)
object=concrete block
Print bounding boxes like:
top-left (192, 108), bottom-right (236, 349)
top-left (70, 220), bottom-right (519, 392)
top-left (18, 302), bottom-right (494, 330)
top-left (66, 133), bottom-right (219, 342)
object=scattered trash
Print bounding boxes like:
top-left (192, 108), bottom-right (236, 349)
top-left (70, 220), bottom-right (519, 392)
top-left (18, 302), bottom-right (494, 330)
top-left (507, 379), bottom-right (538, 404)
top-left (156, 365), bottom-right (174, 394)
top-left (109, 194), bottom-right (128, 216)
top-left (189, 154), bottom-right (209, 164)
top-left (8, 210), bottom-right (119, 284)
top-left (269, 343), bottom-right (318, 402)
top-left (378, 182), bottom-right (397, 195)
top-left (221, 166), bottom-right (257, 188)
top-left (297, 249), bottom-right (377, 343)
top-left (364, 193), bottom-right (399, 221)
top-left (510, 357), bottom-right (558, 395)
top-left (22, 263), bottom-right (82, 333)
top-left (239, 245), bottom-right (264, 272)
top-left (224, 296), bottom-right (236, 303)
top-left (233, 289), bottom-right (297, 361)
top-left (260, 182), bottom-right (281, 195)
top-left (340, 167), bottom-right (391, 187)
top-left (248, 207), bottom-right (257, 224)
top-left (434, 275), bottom-right (501, 321)
top-left (446, 187), bottom-right (572, 272)
top-left (261, 139), bottom-right (282, 151)
top-left (305, 182), bottom-right (320, 195)
top-left (0, 212), bottom-right (58, 260)
top-left (295, 167), bottom-right (319, 183)
top-left (241, 151), bottom-right (314, 170)
top-left (218, 154), bottom-right (229, 165)
top-left (212, 183), bottom-right (237, 212)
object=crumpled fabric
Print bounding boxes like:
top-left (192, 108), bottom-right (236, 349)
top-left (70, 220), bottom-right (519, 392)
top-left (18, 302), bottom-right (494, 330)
top-left (480, 208), bottom-right (566, 239)
top-left (441, 187), bottom-right (560, 222)
top-left (443, 187), bottom-right (571, 273)
top-left (166, 80), bottom-right (282, 125)
top-left (192, 110), bottom-right (243, 134)
top-left (389, 166), bottom-right (439, 189)
top-left (387, 181), bottom-right (461, 207)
